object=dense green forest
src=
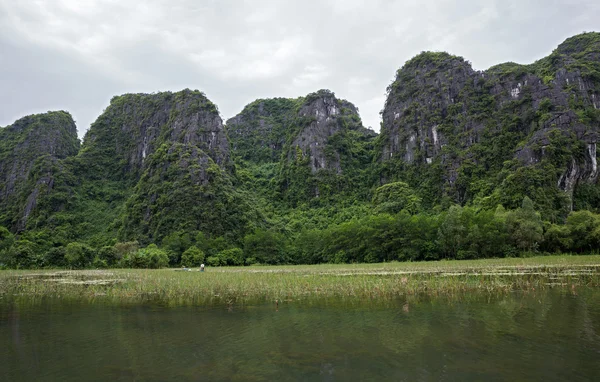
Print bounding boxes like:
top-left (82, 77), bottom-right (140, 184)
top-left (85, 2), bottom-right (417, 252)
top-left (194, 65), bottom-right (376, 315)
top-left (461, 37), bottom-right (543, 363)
top-left (1, 33), bottom-right (600, 269)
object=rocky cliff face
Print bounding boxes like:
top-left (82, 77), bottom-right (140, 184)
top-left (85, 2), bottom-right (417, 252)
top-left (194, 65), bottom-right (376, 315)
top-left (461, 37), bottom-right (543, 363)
top-left (291, 90), bottom-right (375, 174)
top-left (227, 90), bottom-right (377, 203)
top-left (81, 89), bottom-right (230, 181)
top-left (3, 32), bottom-right (599, 248)
top-left (380, 32), bottom-right (600, 214)
top-left (0, 90), bottom-right (252, 244)
top-left (225, 98), bottom-right (298, 164)
top-left (0, 111), bottom-right (79, 230)
top-left (78, 89), bottom-right (245, 242)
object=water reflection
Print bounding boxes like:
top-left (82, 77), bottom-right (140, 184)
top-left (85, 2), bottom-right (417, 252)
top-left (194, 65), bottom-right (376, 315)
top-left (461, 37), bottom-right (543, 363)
top-left (1, 290), bottom-right (600, 381)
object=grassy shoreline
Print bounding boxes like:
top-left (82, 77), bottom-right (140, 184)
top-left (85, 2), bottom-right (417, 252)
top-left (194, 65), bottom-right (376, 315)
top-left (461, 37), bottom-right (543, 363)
top-left (2, 255), bottom-right (600, 304)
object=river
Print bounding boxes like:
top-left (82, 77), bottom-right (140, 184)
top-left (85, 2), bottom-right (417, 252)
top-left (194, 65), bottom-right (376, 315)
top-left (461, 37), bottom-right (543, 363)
top-left (1, 289), bottom-right (600, 381)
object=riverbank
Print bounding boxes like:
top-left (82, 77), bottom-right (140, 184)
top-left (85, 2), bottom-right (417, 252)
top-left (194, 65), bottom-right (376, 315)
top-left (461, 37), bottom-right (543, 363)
top-left (2, 255), bottom-right (600, 304)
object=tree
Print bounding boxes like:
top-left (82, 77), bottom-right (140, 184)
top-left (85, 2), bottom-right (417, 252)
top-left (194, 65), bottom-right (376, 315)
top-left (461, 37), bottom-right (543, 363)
top-left (372, 182), bottom-right (422, 214)
top-left (122, 244), bottom-right (169, 268)
top-left (506, 197), bottom-right (543, 252)
top-left (217, 248), bottom-right (244, 266)
top-left (564, 210), bottom-right (600, 252)
top-left (97, 246), bottom-right (119, 266)
top-left (1, 240), bottom-right (37, 268)
top-left (181, 246), bottom-right (205, 267)
top-left (64, 242), bottom-right (95, 269)
top-left (0, 226), bottom-right (14, 252)
top-left (162, 231), bottom-right (192, 265)
top-left (114, 241), bottom-right (139, 262)
top-left (244, 229), bottom-right (288, 265)
top-left (542, 223), bottom-right (572, 253)
top-left (437, 205), bottom-right (465, 258)
top-left (43, 247), bottom-right (67, 267)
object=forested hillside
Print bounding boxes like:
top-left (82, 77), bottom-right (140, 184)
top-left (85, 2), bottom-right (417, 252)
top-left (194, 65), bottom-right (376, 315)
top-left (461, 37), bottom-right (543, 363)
top-left (1, 32), bottom-right (600, 269)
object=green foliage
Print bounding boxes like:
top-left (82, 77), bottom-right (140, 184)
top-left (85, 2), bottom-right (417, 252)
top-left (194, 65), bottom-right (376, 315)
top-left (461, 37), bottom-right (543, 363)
top-left (161, 231), bottom-right (193, 265)
top-left (437, 206), bottom-right (466, 258)
top-left (0, 226), bottom-right (14, 252)
top-left (506, 197), bottom-right (544, 251)
top-left (1, 240), bottom-right (38, 268)
top-left (44, 247), bottom-right (66, 268)
top-left (564, 210), bottom-right (600, 252)
top-left (226, 97), bottom-right (303, 164)
top-left (372, 182), bottom-right (421, 214)
top-left (216, 248), bottom-right (244, 266)
top-left (122, 244), bottom-right (169, 269)
top-left (97, 246), bottom-right (119, 267)
top-left (181, 246), bottom-right (205, 267)
top-left (2, 34), bottom-right (600, 269)
top-left (244, 229), bottom-right (288, 265)
top-left (114, 241), bottom-right (139, 261)
top-left (206, 255), bottom-right (223, 267)
top-left (64, 242), bottom-right (95, 269)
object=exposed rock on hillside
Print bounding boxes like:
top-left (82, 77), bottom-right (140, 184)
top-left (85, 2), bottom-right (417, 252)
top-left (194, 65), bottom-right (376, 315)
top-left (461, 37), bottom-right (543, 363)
top-left (0, 90), bottom-right (255, 245)
top-left (227, 90), bottom-right (377, 203)
top-left (80, 89), bottom-right (230, 181)
top-left (0, 111), bottom-right (79, 230)
top-left (291, 90), bottom-right (376, 174)
top-left (226, 97), bottom-right (298, 164)
top-left (80, 90), bottom-right (250, 242)
top-left (380, 32), bottom-right (600, 215)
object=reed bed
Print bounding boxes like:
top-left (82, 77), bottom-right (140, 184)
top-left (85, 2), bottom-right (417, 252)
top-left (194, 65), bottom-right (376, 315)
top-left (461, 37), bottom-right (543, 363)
top-left (2, 255), bottom-right (600, 305)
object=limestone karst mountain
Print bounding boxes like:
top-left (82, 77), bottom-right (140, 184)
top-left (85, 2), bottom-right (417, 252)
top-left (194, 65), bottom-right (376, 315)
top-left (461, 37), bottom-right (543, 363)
top-left (379, 32), bottom-right (600, 216)
top-left (1, 32), bottom-right (599, 265)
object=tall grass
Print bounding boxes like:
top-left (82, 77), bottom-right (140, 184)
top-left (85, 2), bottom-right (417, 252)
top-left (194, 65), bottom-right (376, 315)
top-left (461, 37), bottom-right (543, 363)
top-left (2, 255), bottom-right (600, 305)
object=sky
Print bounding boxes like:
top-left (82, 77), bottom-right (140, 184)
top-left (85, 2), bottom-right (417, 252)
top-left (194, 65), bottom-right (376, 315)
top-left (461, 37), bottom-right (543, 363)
top-left (1, 0), bottom-right (599, 137)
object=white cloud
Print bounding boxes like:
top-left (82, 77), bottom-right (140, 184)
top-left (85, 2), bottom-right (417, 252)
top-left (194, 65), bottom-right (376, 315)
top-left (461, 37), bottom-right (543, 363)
top-left (0, 0), bottom-right (599, 135)
top-left (292, 65), bottom-right (331, 87)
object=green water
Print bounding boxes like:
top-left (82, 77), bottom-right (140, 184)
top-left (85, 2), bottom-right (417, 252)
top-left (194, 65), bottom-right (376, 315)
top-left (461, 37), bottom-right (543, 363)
top-left (1, 290), bottom-right (600, 381)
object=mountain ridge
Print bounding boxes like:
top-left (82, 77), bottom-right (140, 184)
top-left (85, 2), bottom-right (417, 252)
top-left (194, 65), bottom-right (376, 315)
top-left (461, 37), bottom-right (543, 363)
top-left (1, 32), bottom-right (599, 267)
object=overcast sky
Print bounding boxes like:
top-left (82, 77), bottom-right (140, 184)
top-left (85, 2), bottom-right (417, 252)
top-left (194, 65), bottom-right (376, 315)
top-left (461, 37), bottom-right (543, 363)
top-left (1, 0), bottom-right (599, 136)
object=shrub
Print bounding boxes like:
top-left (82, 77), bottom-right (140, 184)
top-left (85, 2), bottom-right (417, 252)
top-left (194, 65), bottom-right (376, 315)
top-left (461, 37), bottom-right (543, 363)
top-left (121, 244), bottom-right (169, 269)
top-left (97, 246), bottom-right (119, 266)
top-left (1, 240), bottom-right (37, 268)
top-left (181, 246), bottom-right (205, 267)
top-left (206, 255), bottom-right (223, 267)
top-left (65, 242), bottom-right (95, 269)
top-left (92, 256), bottom-right (108, 268)
top-left (217, 248), bottom-right (244, 266)
top-left (44, 247), bottom-right (66, 267)
top-left (114, 241), bottom-right (139, 261)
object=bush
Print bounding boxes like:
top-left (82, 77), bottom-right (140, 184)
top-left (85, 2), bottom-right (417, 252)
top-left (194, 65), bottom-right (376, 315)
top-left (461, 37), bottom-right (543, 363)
top-left (245, 257), bottom-right (258, 266)
top-left (65, 242), bottom-right (95, 269)
top-left (97, 246), bottom-right (119, 266)
top-left (217, 248), bottom-right (244, 266)
top-left (44, 247), bottom-right (66, 267)
top-left (92, 256), bottom-right (108, 268)
top-left (114, 241), bottom-right (139, 262)
top-left (206, 255), bottom-right (223, 267)
top-left (181, 246), bottom-right (205, 267)
top-left (121, 244), bottom-right (169, 269)
top-left (0, 226), bottom-right (14, 252)
top-left (1, 240), bottom-right (37, 268)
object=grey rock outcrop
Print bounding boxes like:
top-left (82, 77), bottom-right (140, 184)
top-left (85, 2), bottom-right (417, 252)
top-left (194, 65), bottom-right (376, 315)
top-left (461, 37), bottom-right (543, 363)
top-left (0, 111), bottom-right (79, 230)
top-left (291, 90), bottom-right (375, 174)
top-left (82, 89), bottom-right (230, 181)
top-left (226, 89), bottom-right (377, 202)
top-left (380, 32), bottom-right (600, 209)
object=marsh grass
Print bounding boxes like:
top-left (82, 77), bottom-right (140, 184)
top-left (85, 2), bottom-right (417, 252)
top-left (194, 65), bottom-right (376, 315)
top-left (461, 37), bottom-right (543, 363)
top-left (2, 255), bottom-right (600, 305)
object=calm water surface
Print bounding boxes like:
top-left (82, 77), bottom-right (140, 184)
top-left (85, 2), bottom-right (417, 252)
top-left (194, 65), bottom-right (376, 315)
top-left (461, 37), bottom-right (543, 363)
top-left (1, 290), bottom-right (600, 381)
